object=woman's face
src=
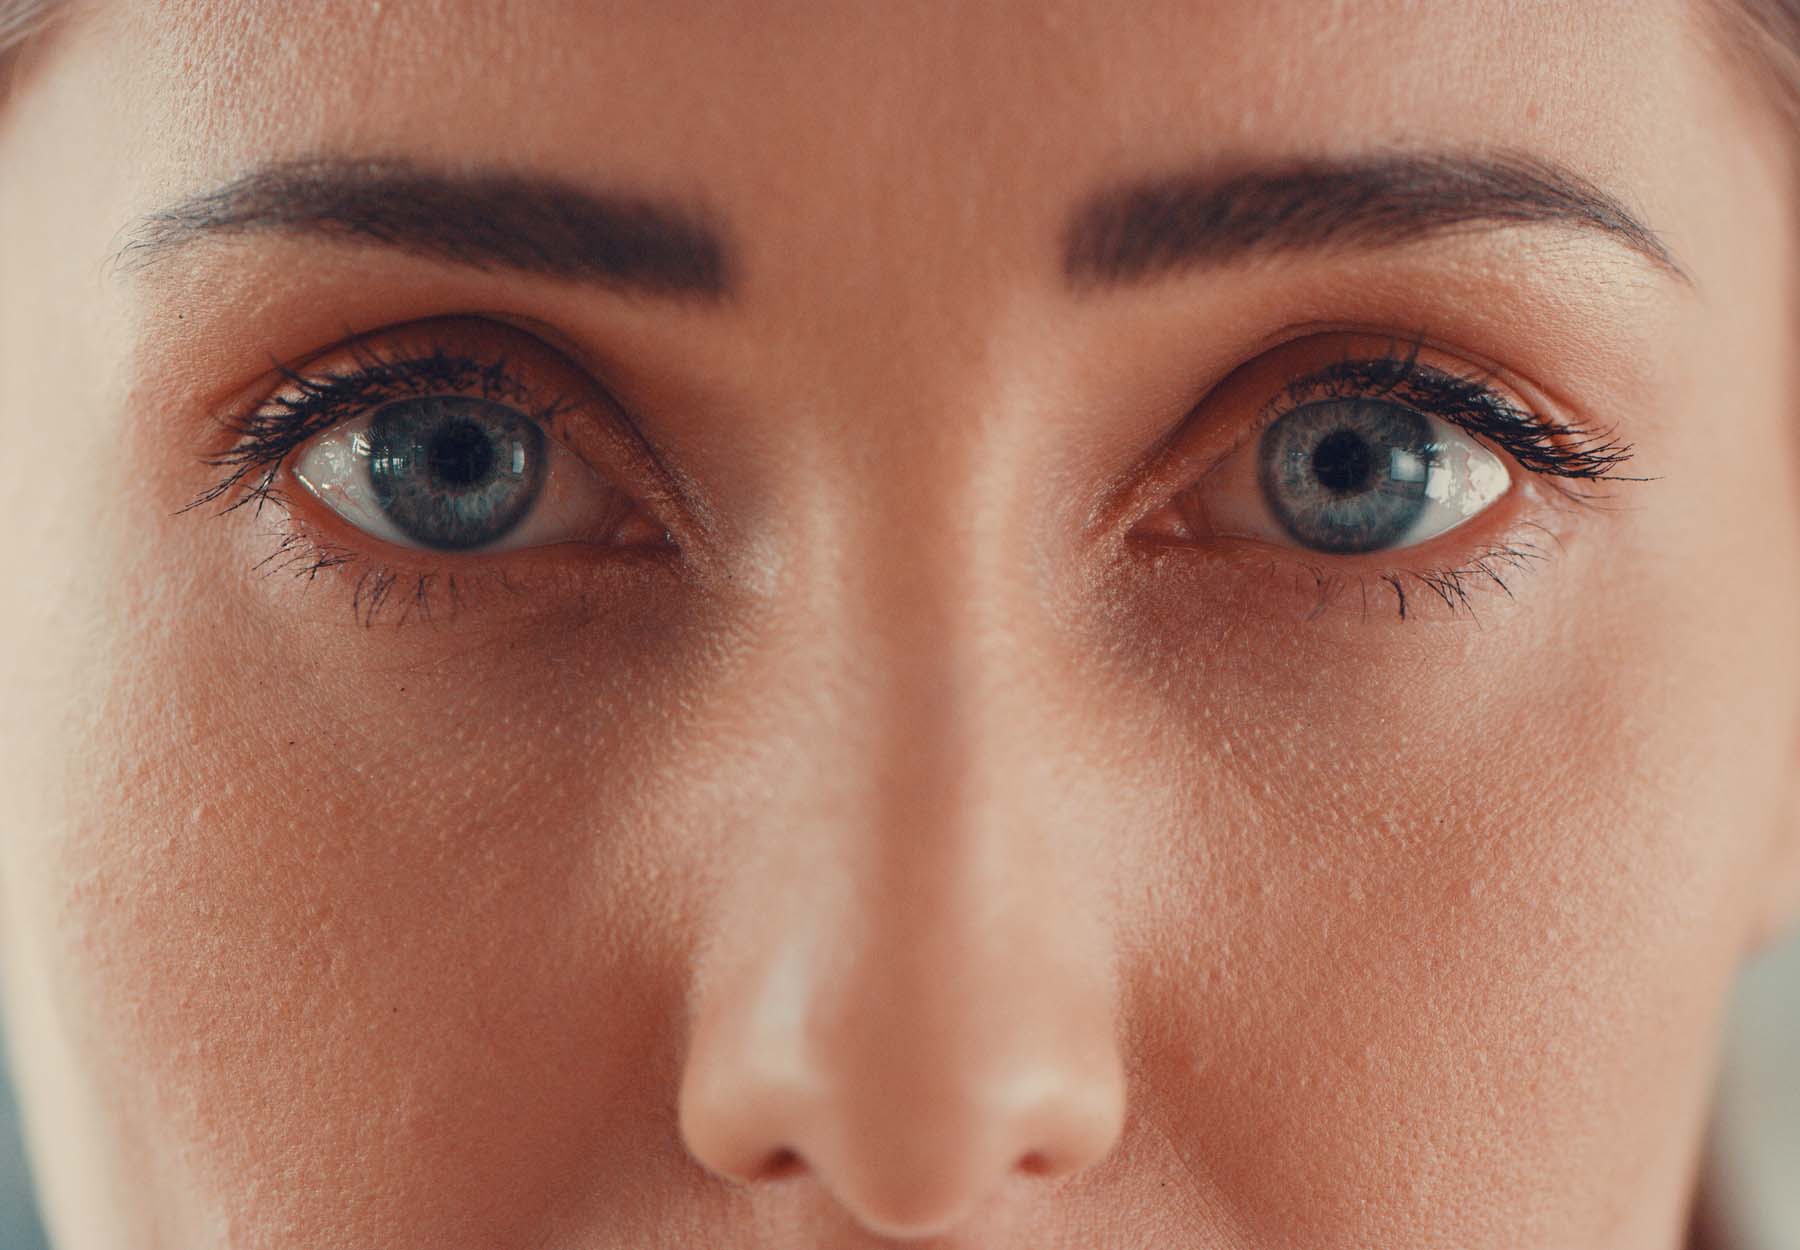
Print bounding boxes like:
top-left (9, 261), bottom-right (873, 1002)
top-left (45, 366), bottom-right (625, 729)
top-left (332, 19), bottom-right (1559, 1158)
top-left (1, 2), bottom-right (1797, 1247)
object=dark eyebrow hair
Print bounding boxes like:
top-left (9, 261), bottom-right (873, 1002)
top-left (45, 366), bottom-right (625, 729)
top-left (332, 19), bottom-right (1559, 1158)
top-left (114, 158), bottom-right (732, 299)
top-left (1062, 151), bottom-right (1687, 291)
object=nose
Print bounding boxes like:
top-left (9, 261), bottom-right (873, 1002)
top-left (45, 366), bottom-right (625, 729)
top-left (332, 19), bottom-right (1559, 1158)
top-left (673, 359), bottom-right (1129, 1234)
top-left (675, 661), bottom-right (1128, 1237)
top-left (677, 838), bottom-right (1127, 1238)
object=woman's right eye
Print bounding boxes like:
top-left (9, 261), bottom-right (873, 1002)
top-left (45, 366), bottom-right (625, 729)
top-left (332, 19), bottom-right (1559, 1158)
top-left (189, 316), bottom-right (683, 583)
top-left (293, 393), bottom-right (634, 554)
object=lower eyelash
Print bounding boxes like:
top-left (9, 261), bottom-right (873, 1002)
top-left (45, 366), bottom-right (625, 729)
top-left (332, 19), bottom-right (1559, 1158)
top-left (246, 521), bottom-right (430, 627)
top-left (1214, 345), bottom-right (1637, 624)
top-left (189, 343), bottom-right (574, 627)
top-left (256, 536), bottom-right (511, 629)
top-left (349, 567), bottom-right (458, 628)
top-left (1284, 528), bottom-right (1560, 624)
top-left (245, 499), bottom-right (682, 630)
top-left (209, 335), bottom-right (1610, 629)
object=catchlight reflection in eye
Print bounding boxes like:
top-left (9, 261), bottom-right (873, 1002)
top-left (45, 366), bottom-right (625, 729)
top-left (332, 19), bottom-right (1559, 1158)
top-left (293, 394), bottom-right (621, 554)
top-left (1203, 398), bottom-right (1511, 555)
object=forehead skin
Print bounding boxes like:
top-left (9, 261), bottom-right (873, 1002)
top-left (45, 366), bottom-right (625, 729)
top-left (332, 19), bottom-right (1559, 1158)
top-left (0, 1), bottom-right (1797, 1249)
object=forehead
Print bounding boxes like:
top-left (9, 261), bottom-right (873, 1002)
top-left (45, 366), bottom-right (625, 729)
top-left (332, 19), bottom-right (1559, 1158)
top-left (127, 0), bottom-right (1699, 247)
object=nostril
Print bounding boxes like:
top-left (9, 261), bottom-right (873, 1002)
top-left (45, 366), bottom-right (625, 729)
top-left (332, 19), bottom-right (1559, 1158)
top-left (756, 1146), bottom-right (806, 1181)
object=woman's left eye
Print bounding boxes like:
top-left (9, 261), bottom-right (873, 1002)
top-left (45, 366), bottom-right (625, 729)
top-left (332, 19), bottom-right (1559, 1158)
top-left (1180, 396), bottom-right (1511, 555)
top-left (293, 393), bottom-right (633, 554)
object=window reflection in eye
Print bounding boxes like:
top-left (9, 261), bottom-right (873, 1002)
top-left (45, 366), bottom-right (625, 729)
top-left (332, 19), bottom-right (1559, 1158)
top-left (293, 394), bottom-right (619, 554)
top-left (1135, 338), bottom-right (1637, 584)
top-left (187, 317), bottom-right (685, 610)
top-left (1201, 396), bottom-right (1512, 555)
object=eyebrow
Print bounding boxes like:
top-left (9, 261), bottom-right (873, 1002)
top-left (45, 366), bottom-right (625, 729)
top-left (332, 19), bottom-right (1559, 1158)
top-left (1062, 151), bottom-right (1687, 291)
top-left (115, 158), bottom-right (732, 299)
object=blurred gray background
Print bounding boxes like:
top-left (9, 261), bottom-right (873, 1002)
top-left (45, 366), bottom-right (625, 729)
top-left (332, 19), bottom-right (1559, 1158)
top-left (0, 931), bottom-right (1795, 1249)
top-left (1714, 927), bottom-right (1800, 1250)
top-left (0, 1026), bottom-right (46, 1250)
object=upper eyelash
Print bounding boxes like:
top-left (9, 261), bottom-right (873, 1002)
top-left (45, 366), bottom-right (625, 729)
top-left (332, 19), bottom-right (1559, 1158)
top-left (183, 345), bottom-right (567, 519)
top-left (199, 338), bottom-right (1626, 525)
top-left (1165, 342), bottom-right (1643, 624)
top-left (1278, 344), bottom-right (1642, 485)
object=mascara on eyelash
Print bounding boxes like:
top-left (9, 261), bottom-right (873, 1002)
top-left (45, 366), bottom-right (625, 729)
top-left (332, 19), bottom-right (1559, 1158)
top-left (182, 346), bottom-right (551, 518)
top-left (1177, 342), bottom-right (1652, 624)
top-left (1287, 348), bottom-right (1643, 483)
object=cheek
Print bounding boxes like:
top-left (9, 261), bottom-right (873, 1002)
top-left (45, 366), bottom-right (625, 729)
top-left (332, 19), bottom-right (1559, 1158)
top-left (1103, 484), bottom-right (1798, 1244)
top-left (18, 517), bottom-right (735, 1244)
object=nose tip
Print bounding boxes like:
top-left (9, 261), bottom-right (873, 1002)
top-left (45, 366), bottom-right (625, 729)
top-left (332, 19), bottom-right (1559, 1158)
top-left (680, 1056), bottom-right (1126, 1239)
top-left (677, 951), bottom-right (1128, 1238)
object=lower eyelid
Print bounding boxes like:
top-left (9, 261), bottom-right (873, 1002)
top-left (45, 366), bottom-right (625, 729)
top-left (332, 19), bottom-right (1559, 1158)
top-left (1128, 480), bottom-right (1568, 626)
top-left (238, 500), bottom-right (684, 631)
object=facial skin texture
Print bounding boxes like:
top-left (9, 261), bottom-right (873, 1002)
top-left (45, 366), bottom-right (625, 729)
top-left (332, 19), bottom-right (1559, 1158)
top-left (1, 1), bottom-right (1798, 1247)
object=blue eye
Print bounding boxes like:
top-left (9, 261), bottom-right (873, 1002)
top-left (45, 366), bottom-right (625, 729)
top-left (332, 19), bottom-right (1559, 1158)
top-left (1260, 400), bottom-right (1444, 554)
top-left (1183, 396), bottom-right (1511, 556)
top-left (365, 396), bottom-right (547, 550)
top-left (293, 393), bottom-right (630, 555)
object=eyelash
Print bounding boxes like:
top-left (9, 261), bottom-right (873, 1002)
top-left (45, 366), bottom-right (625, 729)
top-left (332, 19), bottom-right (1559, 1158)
top-left (190, 344), bottom-right (563, 517)
top-left (191, 337), bottom-right (1639, 627)
top-left (1267, 346), bottom-right (1637, 486)
top-left (1258, 344), bottom-right (1636, 620)
top-left (187, 344), bottom-right (587, 624)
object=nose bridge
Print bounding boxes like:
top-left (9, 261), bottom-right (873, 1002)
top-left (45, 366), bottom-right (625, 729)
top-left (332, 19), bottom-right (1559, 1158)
top-left (790, 318), bottom-right (1058, 889)
top-left (807, 337), bottom-right (1088, 1032)
top-left (676, 382), bottom-right (1126, 1236)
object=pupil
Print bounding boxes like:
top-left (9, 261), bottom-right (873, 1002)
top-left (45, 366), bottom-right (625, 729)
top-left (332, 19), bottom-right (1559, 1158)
top-left (427, 420), bottom-right (495, 488)
top-left (1311, 428), bottom-right (1372, 493)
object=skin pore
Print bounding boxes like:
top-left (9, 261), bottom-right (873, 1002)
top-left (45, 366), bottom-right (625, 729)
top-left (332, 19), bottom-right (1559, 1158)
top-left (2, 1), bottom-right (1799, 1247)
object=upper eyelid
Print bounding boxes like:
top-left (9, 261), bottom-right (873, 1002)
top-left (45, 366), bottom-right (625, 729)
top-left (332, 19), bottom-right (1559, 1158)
top-left (197, 324), bottom-right (1632, 532)
top-left (1242, 353), bottom-right (1638, 486)
top-left (1269, 352), bottom-right (1521, 425)
top-left (184, 347), bottom-right (569, 518)
top-left (184, 302), bottom-right (712, 507)
top-left (1150, 361), bottom-right (1523, 526)
top-left (1100, 339), bottom-right (1640, 548)
top-left (183, 315), bottom-right (733, 568)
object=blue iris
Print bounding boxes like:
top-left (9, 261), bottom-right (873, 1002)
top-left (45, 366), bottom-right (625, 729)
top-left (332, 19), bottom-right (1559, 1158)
top-left (1258, 399), bottom-right (1438, 553)
top-left (366, 396), bottom-right (546, 550)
